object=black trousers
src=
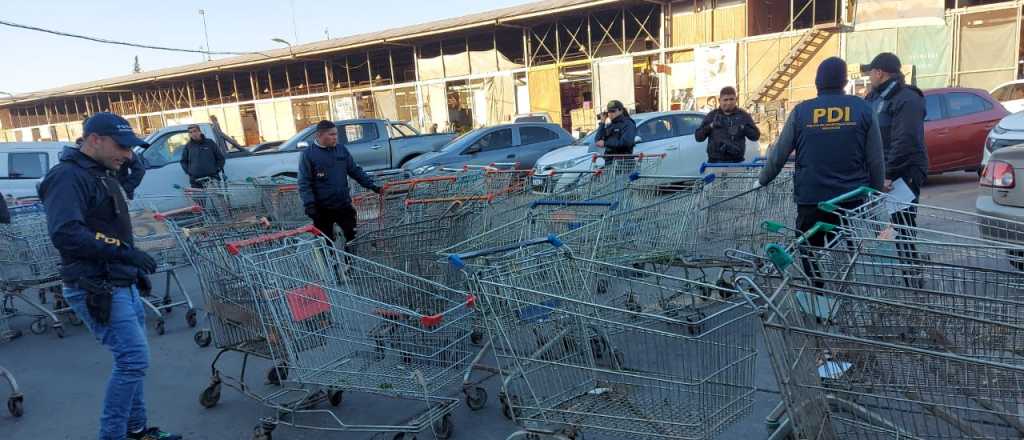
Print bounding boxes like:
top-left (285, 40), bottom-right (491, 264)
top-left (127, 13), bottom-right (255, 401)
top-left (795, 200), bottom-right (861, 283)
top-left (311, 205), bottom-right (358, 247)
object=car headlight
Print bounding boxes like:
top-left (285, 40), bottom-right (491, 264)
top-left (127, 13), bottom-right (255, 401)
top-left (412, 165), bottom-right (435, 175)
top-left (992, 126), bottom-right (1008, 135)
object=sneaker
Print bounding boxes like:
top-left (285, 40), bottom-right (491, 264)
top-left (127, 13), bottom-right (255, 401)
top-left (128, 427), bottom-right (183, 440)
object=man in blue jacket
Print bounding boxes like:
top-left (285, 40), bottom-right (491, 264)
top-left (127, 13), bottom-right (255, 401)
top-left (298, 120), bottom-right (381, 249)
top-left (39, 112), bottom-right (180, 440)
top-left (759, 57), bottom-right (886, 279)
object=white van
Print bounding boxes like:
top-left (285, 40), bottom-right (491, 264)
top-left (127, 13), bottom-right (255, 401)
top-left (0, 142), bottom-right (72, 201)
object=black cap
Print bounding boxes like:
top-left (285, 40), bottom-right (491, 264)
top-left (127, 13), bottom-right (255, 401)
top-left (316, 120), bottom-right (336, 131)
top-left (606, 100), bottom-right (624, 112)
top-left (860, 52), bottom-right (901, 74)
top-left (83, 112), bottom-right (147, 149)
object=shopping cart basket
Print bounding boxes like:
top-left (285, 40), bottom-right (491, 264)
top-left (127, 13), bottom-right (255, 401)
top-left (0, 364), bottom-right (22, 418)
top-left (0, 203), bottom-right (65, 337)
top-left (225, 225), bottom-right (472, 439)
top-left (449, 237), bottom-right (759, 440)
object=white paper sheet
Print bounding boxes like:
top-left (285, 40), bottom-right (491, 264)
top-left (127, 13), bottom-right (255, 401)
top-left (885, 178), bottom-right (915, 215)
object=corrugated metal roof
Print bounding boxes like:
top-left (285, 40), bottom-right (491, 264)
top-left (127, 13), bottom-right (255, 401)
top-left (5, 0), bottom-right (619, 104)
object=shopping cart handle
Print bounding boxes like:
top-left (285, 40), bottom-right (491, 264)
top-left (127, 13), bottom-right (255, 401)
top-left (448, 234), bottom-right (563, 269)
top-left (795, 222), bottom-right (836, 246)
top-left (699, 161), bottom-right (766, 174)
top-left (761, 221), bottom-right (786, 234)
top-left (817, 186), bottom-right (879, 213)
top-left (224, 224), bottom-right (323, 255)
top-left (153, 204), bottom-right (202, 221)
top-left (764, 244), bottom-right (795, 270)
top-left (529, 200), bottom-right (617, 210)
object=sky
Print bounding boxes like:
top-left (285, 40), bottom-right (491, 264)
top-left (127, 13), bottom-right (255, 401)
top-left (0, 0), bottom-right (534, 94)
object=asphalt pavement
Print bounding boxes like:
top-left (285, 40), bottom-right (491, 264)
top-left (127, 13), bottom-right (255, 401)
top-left (0, 172), bottom-right (982, 440)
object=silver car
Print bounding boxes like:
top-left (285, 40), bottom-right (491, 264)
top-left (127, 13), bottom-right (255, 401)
top-left (976, 145), bottom-right (1024, 269)
top-left (402, 123), bottom-right (574, 176)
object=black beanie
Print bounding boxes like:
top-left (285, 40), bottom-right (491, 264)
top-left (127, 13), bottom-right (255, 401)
top-left (815, 57), bottom-right (848, 91)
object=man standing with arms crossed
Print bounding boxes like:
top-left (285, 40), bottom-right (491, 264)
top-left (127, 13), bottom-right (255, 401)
top-left (39, 112), bottom-right (179, 440)
top-left (298, 120), bottom-right (381, 251)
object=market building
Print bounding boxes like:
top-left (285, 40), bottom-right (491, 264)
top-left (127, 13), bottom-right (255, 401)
top-left (1, 0), bottom-right (1020, 145)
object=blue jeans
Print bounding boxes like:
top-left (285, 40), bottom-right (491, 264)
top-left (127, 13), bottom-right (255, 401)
top-left (64, 285), bottom-right (150, 440)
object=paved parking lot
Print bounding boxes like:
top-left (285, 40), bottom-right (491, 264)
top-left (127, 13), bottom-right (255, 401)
top-left (0, 173), bottom-right (980, 440)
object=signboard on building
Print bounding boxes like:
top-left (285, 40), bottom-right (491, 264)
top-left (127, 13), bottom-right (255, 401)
top-left (854, 0), bottom-right (945, 30)
top-left (695, 43), bottom-right (737, 97)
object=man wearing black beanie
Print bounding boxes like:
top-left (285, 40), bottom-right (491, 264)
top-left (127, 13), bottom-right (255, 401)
top-left (759, 56), bottom-right (886, 271)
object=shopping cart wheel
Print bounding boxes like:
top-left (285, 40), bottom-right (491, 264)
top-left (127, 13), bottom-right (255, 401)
top-left (434, 414), bottom-right (453, 439)
top-left (7, 394), bottom-right (23, 418)
top-left (29, 318), bottom-right (48, 335)
top-left (253, 420), bottom-right (275, 440)
top-left (53, 324), bottom-right (64, 339)
top-left (194, 330), bottom-right (212, 348)
top-left (185, 309), bottom-right (198, 328)
top-left (500, 394), bottom-right (521, 420)
top-left (162, 297), bottom-right (173, 315)
top-left (470, 330), bottom-right (484, 346)
top-left (464, 386), bottom-right (487, 410)
top-left (200, 383), bottom-right (221, 408)
top-left (266, 364), bottom-right (288, 385)
top-left (155, 320), bottom-right (166, 336)
top-left (328, 390), bottom-right (344, 407)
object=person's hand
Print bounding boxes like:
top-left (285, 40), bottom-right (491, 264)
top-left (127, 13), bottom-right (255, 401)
top-left (595, 140), bottom-right (605, 148)
top-left (119, 248), bottom-right (157, 274)
top-left (752, 179), bottom-right (763, 190)
top-left (884, 179), bottom-right (893, 192)
top-left (305, 205), bottom-right (318, 219)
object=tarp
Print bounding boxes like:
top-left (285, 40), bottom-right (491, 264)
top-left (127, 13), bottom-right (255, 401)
top-left (417, 56), bottom-right (445, 81)
top-left (958, 10), bottom-right (1018, 91)
top-left (483, 74), bottom-right (516, 125)
top-left (273, 100), bottom-right (296, 139)
top-left (527, 66), bottom-right (561, 125)
top-left (255, 102), bottom-right (279, 143)
top-left (845, 22), bottom-right (952, 89)
top-left (854, 0), bottom-right (945, 30)
top-left (695, 43), bottom-right (737, 97)
top-left (443, 53), bottom-right (470, 77)
top-left (421, 83), bottom-right (449, 132)
top-left (593, 56), bottom-right (635, 111)
top-left (372, 90), bottom-right (399, 121)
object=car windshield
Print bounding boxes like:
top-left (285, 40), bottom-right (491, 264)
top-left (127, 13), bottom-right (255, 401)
top-left (278, 125), bottom-right (317, 150)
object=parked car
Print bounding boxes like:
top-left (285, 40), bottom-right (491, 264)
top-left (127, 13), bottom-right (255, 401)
top-left (0, 141), bottom-right (73, 200)
top-left (983, 111), bottom-right (1024, 169)
top-left (922, 88), bottom-right (1007, 175)
top-left (135, 119), bottom-right (454, 209)
top-left (402, 123), bottom-right (574, 176)
top-left (532, 111), bottom-right (760, 190)
top-left (512, 113), bottom-right (553, 123)
top-left (990, 80), bottom-right (1024, 113)
top-left (976, 145), bottom-right (1024, 269)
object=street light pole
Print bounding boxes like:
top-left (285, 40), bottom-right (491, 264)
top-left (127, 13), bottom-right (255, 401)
top-left (271, 38), bottom-right (294, 58)
top-left (199, 9), bottom-right (211, 61)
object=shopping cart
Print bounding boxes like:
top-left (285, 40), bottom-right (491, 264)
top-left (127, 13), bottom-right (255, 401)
top-left (226, 225), bottom-right (472, 439)
top-left (449, 236), bottom-right (760, 440)
top-left (181, 179), bottom-right (265, 223)
top-left (0, 364), bottom-right (22, 418)
top-left (0, 204), bottom-right (66, 338)
top-left (746, 238), bottom-right (1024, 440)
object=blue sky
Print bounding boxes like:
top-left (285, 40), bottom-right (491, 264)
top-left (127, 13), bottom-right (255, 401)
top-left (0, 0), bottom-right (533, 94)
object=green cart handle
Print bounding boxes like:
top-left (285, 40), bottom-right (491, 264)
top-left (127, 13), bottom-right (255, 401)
top-left (761, 220), bottom-right (787, 234)
top-left (817, 186), bottom-right (880, 213)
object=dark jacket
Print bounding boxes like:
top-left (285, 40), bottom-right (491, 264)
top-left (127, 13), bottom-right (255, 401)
top-left (595, 114), bottom-right (637, 155)
top-left (180, 136), bottom-right (225, 181)
top-left (0, 195), bottom-right (9, 224)
top-left (759, 90), bottom-right (886, 205)
top-left (864, 77), bottom-right (929, 182)
top-left (695, 108), bottom-right (760, 162)
top-left (298, 141), bottom-right (379, 210)
top-left (39, 148), bottom-right (140, 285)
top-left (61, 146), bottom-right (146, 199)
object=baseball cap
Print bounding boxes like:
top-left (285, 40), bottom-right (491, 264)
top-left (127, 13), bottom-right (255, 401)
top-left (83, 112), bottom-right (148, 149)
top-left (606, 100), bottom-right (625, 112)
top-left (859, 52), bottom-right (901, 74)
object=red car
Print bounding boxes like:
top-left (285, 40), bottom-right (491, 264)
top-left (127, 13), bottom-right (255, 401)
top-left (923, 88), bottom-right (1009, 174)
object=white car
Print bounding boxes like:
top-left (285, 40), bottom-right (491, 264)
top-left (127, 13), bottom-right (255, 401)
top-left (532, 111), bottom-right (761, 190)
top-left (0, 141), bottom-right (73, 201)
top-left (990, 80), bottom-right (1024, 114)
top-left (983, 111), bottom-right (1024, 169)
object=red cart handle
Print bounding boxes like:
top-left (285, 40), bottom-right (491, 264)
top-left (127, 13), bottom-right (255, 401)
top-left (225, 224), bottom-right (323, 255)
top-left (153, 204), bottom-right (203, 221)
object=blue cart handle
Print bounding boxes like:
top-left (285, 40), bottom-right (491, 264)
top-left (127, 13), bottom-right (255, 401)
top-left (449, 234), bottom-right (563, 269)
top-left (699, 160), bottom-right (766, 174)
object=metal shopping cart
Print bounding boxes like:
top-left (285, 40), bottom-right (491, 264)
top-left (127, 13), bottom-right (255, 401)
top-left (746, 234), bottom-right (1024, 440)
top-left (449, 237), bottom-right (760, 440)
top-left (182, 179), bottom-right (266, 223)
top-left (226, 225), bottom-right (473, 439)
top-left (0, 204), bottom-right (66, 338)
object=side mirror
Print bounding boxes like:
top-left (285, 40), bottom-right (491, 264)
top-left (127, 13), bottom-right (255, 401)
top-left (297, 141), bottom-right (310, 149)
top-left (635, 136), bottom-right (643, 143)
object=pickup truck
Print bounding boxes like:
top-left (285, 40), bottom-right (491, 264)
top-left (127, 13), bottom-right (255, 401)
top-left (134, 119), bottom-right (455, 209)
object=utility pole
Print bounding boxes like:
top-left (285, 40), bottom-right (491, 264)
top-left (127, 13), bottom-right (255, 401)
top-left (199, 9), bottom-right (211, 61)
top-left (290, 0), bottom-right (299, 44)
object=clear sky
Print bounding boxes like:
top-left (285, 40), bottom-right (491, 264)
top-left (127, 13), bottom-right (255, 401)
top-left (0, 0), bottom-right (534, 94)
